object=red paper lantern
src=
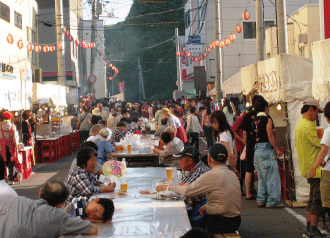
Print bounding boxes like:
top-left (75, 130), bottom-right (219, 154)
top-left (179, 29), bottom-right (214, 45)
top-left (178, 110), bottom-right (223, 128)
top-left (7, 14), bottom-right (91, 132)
top-left (219, 40), bottom-right (224, 48)
top-left (35, 45), bottom-right (41, 53)
top-left (109, 64), bottom-right (113, 67)
top-left (243, 10), bottom-right (250, 20)
top-left (109, 77), bottom-right (113, 80)
top-left (235, 24), bottom-right (242, 33)
top-left (224, 38), bottom-right (230, 46)
top-left (7, 34), bottom-right (14, 44)
top-left (209, 42), bottom-right (215, 49)
top-left (91, 43), bottom-right (95, 48)
top-left (42, 45), bottom-right (49, 53)
top-left (80, 41), bottom-right (85, 48)
top-left (49, 45), bottom-right (55, 52)
top-left (112, 66), bottom-right (116, 70)
top-left (214, 39), bottom-right (220, 47)
top-left (206, 47), bottom-right (211, 53)
top-left (176, 52), bottom-right (180, 56)
top-left (99, 51), bottom-right (102, 56)
top-left (187, 52), bottom-right (191, 57)
top-left (27, 43), bottom-right (33, 51)
top-left (17, 40), bottom-right (24, 49)
top-left (194, 58), bottom-right (199, 63)
top-left (68, 35), bottom-right (73, 42)
top-left (65, 30), bottom-right (70, 37)
top-left (203, 52), bottom-right (207, 57)
top-left (229, 33), bottom-right (236, 42)
top-left (115, 69), bottom-right (119, 73)
top-left (75, 40), bottom-right (80, 46)
top-left (57, 42), bottom-right (63, 49)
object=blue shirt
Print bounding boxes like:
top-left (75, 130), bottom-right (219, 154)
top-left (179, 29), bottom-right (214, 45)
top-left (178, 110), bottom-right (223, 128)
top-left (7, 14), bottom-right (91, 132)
top-left (96, 140), bottom-right (115, 165)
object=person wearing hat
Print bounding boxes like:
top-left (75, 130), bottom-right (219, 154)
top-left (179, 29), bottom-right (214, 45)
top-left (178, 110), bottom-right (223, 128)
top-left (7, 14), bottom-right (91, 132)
top-left (175, 146), bottom-right (211, 219)
top-left (96, 128), bottom-right (116, 165)
top-left (91, 108), bottom-right (103, 126)
top-left (295, 98), bottom-right (325, 237)
top-left (157, 144), bottom-right (241, 234)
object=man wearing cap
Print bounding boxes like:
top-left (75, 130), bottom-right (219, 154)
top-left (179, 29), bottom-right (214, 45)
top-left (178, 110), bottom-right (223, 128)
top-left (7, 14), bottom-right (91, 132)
top-left (295, 98), bottom-right (324, 237)
top-left (157, 144), bottom-right (241, 234)
top-left (176, 146), bottom-right (211, 219)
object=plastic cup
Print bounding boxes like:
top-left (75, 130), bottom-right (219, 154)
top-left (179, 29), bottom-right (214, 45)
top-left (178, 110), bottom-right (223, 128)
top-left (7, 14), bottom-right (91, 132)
top-left (120, 183), bottom-right (127, 192)
top-left (166, 167), bottom-right (173, 184)
top-left (316, 127), bottom-right (324, 139)
top-left (127, 144), bottom-right (132, 153)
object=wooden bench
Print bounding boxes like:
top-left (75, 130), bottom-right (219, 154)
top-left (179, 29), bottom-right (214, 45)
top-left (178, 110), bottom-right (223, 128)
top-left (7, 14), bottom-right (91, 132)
top-left (214, 231), bottom-right (241, 238)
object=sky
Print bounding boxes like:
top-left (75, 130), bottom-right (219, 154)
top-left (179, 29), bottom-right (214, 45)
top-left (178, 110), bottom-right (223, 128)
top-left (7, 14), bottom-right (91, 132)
top-left (82, 0), bottom-right (133, 25)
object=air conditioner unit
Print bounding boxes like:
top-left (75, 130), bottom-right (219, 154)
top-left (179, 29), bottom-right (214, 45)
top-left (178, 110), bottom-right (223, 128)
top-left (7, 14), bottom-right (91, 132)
top-left (34, 68), bottom-right (42, 83)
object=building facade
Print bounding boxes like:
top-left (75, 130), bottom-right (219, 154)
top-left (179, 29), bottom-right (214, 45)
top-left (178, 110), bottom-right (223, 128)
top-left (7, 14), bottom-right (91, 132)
top-left (0, 0), bottom-right (39, 110)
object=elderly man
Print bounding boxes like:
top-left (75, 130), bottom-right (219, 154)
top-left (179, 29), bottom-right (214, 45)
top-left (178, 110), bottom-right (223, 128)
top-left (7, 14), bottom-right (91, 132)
top-left (0, 156), bottom-right (18, 223)
top-left (96, 128), bottom-right (115, 165)
top-left (157, 144), bottom-right (241, 234)
top-left (175, 147), bottom-right (211, 219)
top-left (87, 124), bottom-right (103, 143)
top-left (97, 103), bottom-right (109, 121)
top-left (295, 98), bottom-right (325, 237)
top-left (0, 181), bottom-right (98, 237)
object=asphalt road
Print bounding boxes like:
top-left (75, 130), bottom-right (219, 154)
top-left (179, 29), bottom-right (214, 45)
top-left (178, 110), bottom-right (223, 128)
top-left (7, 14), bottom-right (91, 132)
top-left (11, 138), bottom-right (327, 238)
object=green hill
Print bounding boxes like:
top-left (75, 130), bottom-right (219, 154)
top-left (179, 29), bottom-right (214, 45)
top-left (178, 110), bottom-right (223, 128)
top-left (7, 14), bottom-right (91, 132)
top-left (104, 0), bottom-right (185, 102)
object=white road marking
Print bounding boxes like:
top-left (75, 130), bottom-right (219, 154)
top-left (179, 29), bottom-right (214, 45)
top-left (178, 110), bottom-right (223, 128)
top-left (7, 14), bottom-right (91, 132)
top-left (284, 207), bottom-right (307, 226)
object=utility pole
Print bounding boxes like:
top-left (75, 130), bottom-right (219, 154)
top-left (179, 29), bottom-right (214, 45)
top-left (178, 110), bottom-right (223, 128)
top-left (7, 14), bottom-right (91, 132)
top-left (256, 0), bottom-right (265, 61)
top-left (214, 0), bottom-right (223, 103)
top-left (276, 0), bottom-right (288, 54)
top-left (175, 28), bottom-right (182, 91)
top-left (55, 0), bottom-right (66, 87)
top-left (138, 58), bottom-right (146, 100)
top-left (90, 0), bottom-right (98, 95)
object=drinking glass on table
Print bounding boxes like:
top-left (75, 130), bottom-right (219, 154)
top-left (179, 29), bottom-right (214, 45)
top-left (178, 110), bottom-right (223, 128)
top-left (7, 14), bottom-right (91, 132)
top-left (166, 167), bottom-right (173, 185)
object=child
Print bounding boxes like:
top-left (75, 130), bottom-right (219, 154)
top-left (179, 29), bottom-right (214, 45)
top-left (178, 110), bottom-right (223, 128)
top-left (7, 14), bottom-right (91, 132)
top-left (69, 197), bottom-right (115, 223)
top-left (130, 117), bottom-right (142, 134)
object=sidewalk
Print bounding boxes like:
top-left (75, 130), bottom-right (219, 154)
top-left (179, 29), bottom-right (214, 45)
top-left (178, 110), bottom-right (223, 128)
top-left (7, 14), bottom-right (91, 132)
top-left (11, 152), bottom-right (77, 200)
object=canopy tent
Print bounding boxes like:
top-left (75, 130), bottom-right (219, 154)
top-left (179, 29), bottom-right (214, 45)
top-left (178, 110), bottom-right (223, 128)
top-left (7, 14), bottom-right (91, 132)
top-left (241, 54), bottom-right (313, 103)
top-left (173, 90), bottom-right (197, 100)
top-left (209, 71), bottom-right (242, 96)
top-left (240, 54), bottom-right (314, 202)
top-left (32, 83), bottom-right (67, 107)
top-left (112, 93), bottom-right (124, 102)
top-left (312, 39), bottom-right (330, 100)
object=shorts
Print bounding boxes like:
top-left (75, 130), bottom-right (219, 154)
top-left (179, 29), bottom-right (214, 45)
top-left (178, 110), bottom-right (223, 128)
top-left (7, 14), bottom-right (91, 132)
top-left (307, 178), bottom-right (323, 216)
top-left (245, 146), bottom-right (255, 173)
top-left (321, 170), bottom-right (330, 208)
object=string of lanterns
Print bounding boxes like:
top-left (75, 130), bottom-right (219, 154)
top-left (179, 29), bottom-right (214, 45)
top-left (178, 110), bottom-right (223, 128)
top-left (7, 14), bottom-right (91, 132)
top-left (102, 57), bottom-right (119, 81)
top-left (123, 21), bottom-right (179, 26)
top-left (6, 27), bottom-right (96, 53)
top-left (176, 9), bottom-right (250, 63)
top-left (136, 0), bottom-right (167, 3)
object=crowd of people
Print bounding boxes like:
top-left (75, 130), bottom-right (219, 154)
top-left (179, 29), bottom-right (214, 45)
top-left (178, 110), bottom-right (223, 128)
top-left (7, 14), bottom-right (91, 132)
top-left (3, 93), bottom-right (330, 237)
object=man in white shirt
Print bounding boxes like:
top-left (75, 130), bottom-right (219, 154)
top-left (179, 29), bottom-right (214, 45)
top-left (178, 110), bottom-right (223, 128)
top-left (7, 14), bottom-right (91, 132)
top-left (0, 156), bottom-right (18, 224)
top-left (86, 124), bottom-right (103, 143)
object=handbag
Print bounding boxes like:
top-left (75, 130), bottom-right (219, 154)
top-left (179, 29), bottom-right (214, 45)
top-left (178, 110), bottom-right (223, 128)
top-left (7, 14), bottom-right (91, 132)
top-left (77, 113), bottom-right (89, 130)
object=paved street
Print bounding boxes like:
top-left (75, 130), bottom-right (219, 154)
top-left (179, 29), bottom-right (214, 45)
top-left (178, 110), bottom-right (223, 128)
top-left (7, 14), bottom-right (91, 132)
top-left (11, 138), bottom-right (325, 238)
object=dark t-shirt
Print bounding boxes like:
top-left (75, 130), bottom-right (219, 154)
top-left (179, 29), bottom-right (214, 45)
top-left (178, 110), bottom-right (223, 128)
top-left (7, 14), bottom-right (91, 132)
top-left (241, 110), bottom-right (258, 154)
top-left (252, 115), bottom-right (274, 143)
top-left (91, 115), bottom-right (102, 125)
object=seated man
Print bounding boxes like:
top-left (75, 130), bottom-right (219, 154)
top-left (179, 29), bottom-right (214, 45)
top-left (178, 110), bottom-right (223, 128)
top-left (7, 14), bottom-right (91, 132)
top-left (87, 124), bottom-right (103, 143)
top-left (157, 144), bottom-right (241, 234)
top-left (110, 121), bottom-right (127, 146)
top-left (152, 131), bottom-right (184, 167)
top-left (96, 128), bottom-right (116, 165)
top-left (154, 118), bottom-right (168, 136)
top-left (69, 196), bottom-right (115, 223)
top-left (0, 156), bottom-right (18, 223)
top-left (175, 147), bottom-right (211, 218)
top-left (97, 119), bottom-right (112, 141)
top-left (0, 181), bottom-right (98, 237)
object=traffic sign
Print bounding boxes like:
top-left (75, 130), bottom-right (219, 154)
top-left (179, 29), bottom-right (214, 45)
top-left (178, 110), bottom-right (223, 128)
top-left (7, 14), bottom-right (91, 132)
top-left (88, 75), bottom-right (97, 84)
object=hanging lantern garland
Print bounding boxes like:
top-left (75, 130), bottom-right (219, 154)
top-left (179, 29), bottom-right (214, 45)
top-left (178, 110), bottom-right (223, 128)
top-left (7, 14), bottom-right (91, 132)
top-left (176, 9), bottom-right (249, 63)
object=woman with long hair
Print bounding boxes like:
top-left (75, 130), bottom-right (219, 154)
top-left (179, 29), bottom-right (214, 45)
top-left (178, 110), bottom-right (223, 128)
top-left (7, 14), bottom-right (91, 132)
top-left (223, 98), bottom-right (234, 126)
top-left (211, 110), bottom-right (239, 177)
top-left (202, 102), bottom-right (213, 150)
top-left (160, 108), bottom-right (188, 144)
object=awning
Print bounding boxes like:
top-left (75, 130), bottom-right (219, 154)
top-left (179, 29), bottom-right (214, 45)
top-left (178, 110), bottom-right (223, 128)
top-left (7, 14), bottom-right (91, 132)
top-left (208, 71), bottom-right (242, 96)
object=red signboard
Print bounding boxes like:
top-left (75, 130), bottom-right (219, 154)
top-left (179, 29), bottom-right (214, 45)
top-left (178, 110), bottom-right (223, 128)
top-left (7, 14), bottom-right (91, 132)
top-left (118, 82), bottom-right (125, 93)
top-left (182, 69), bottom-right (187, 80)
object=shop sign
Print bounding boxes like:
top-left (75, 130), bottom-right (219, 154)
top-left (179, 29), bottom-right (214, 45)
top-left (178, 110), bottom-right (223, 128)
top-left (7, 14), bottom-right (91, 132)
top-left (26, 69), bottom-right (32, 81)
top-left (258, 71), bottom-right (279, 93)
top-left (0, 63), bottom-right (14, 73)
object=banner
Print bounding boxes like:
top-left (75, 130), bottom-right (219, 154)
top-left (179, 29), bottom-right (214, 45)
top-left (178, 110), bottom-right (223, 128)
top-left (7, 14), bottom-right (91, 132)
top-left (0, 77), bottom-right (22, 110)
top-left (118, 82), bottom-right (125, 94)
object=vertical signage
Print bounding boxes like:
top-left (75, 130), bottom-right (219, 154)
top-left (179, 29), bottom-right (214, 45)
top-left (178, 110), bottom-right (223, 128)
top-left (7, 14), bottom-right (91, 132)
top-left (321, 0), bottom-right (330, 39)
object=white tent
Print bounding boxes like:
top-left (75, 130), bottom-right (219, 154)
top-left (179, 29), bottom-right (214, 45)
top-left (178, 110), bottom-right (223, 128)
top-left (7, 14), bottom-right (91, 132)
top-left (208, 71), bottom-right (242, 96)
top-left (241, 54), bottom-right (314, 202)
top-left (32, 83), bottom-right (67, 107)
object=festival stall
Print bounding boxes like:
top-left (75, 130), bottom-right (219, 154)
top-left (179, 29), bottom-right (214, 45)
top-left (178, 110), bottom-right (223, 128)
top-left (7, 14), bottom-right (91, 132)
top-left (208, 71), bottom-right (242, 97)
top-left (241, 53), bottom-right (313, 203)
